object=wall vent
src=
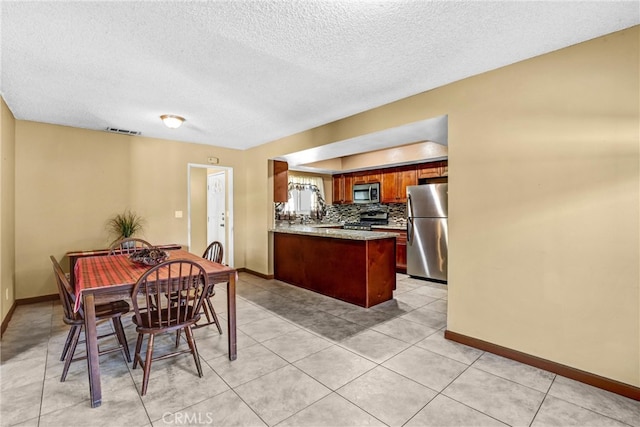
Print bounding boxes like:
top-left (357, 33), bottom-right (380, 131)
top-left (105, 127), bottom-right (141, 136)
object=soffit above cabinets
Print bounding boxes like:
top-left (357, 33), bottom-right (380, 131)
top-left (279, 116), bottom-right (448, 174)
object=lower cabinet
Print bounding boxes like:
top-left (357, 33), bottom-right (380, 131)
top-left (273, 232), bottom-right (396, 307)
top-left (395, 230), bottom-right (407, 273)
top-left (372, 228), bottom-right (407, 273)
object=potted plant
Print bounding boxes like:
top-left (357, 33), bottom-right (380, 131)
top-left (107, 209), bottom-right (144, 245)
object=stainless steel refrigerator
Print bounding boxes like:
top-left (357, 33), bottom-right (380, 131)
top-left (406, 184), bottom-right (448, 282)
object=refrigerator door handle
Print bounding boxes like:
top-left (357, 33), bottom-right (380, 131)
top-left (407, 193), bottom-right (414, 244)
top-left (408, 217), bottom-right (414, 244)
top-left (408, 193), bottom-right (414, 218)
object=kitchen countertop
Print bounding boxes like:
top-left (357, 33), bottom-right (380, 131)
top-left (270, 224), bottom-right (399, 241)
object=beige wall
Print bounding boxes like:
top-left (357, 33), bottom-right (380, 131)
top-left (1, 98), bottom-right (16, 325)
top-left (244, 27), bottom-right (639, 386)
top-left (14, 122), bottom-right (246, 299)
top-left (189, 167), bottom-right (207, 255)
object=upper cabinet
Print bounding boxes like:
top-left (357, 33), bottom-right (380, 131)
top-left (417, 160), bottom-right (448, 179)
top-left (332, 160), bottom-right (446, 204)
top-left (352, 170), bottom-right (381, 185)
top-left (381, 166), bottom-right (417, 203)
top-left (273, 160), bottom-right (289, 203)
top-left (332, 174), bottom-right (353, 204)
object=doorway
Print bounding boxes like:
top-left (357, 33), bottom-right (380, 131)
top-left (187, 164), bottom-right (234, 267)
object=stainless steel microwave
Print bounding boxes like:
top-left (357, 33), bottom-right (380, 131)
top-left (353, 182), bottom-right (380, 204)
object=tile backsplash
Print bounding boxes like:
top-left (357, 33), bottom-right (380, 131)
top-left (324, 203), bottom-right (407, 226)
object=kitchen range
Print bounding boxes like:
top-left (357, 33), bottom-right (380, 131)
top-left (343, 211), bottom-right (389, 230)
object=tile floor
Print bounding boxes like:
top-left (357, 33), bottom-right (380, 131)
top-left (1, 272), bottom-right (639, 426)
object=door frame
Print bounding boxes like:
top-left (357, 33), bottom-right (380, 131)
top-left (187, 163), bottom-right (234, 267)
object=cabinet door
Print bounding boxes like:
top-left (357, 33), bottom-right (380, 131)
top-left (417, 163), bottom-right (440, 179)
top-left (439, 161), bottom-right (448, 177)
top-left (332, 174), bottom-right (353, 204)
top-left (332, 176), bottom-right (343, 204)
top-left (366, 171), bottom-right (381, 183)
top-left (353, 170), bottom-right (381, 184)
top-left (380, 170), bottom-right (398, 203)
top-left (418, 160), bottom-right (448, 178)
top-left (343, 175), bottom-right (353, 203)
top-left (274, 160), bottom-right (289, 203)
top-left (395, 230), bottom-right (407, 273)
top-left (352, 172), bottom-right (367, 185)
top-left (396, 169), bottom-right (416, 203)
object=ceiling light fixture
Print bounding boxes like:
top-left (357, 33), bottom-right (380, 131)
top-left (160, 114), bottom-right (185, 129)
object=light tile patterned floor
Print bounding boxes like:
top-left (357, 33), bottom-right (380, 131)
top-left (1, 272), bottom-right (639, 426)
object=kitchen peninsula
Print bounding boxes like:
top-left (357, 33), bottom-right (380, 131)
top-left (271, 225), bottom-right (398, 307)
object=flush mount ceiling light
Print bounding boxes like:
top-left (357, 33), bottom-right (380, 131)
top-left (160, 114), bottom-right (185, 129)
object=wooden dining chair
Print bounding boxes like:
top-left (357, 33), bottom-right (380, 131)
top-left (130, 259), bottom-right (209, 396)
top-left (50, 256), bottom-right (131, 382)
top-left (108, 237), bottom-right (152, 255)
top-left (195, 241), bottom-right (224, 334)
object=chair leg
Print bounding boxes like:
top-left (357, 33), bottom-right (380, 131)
top-left (60, 325), bottom-right (79, 362)
top-left (140, 334), bottom-right (154, 396)
top-left (133, 333), bottom-right (144, 369)
top-left (61, 325), bottom-right (82, 382)
top-left (184, 326), bottom-right (203, 377)
top-left (201, 299), bottom-right (212, 324)
top-left (206, 298), bottom-right (223, 335)
top-left (112, 317), bottom-right (131, 363)
top-left (175, 329), bottom-right (181, 347)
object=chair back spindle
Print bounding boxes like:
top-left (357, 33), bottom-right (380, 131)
top-left (202, 241), bottom-right (223, 264)
top-left (108, 237), bottom-right (153, 255)
top-left (132, 260), bottom-right (208, 332)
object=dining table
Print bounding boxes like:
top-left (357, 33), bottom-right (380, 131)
top-left (72, 248), bottom-right (237, 408)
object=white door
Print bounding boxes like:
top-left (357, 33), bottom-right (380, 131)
top-left (207, 171), bottom-right (226, 265)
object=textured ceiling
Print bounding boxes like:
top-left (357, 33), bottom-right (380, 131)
top-left (1, 1), bottom-right (638, 150)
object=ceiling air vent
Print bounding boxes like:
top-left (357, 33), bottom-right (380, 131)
top-left (105, 127), bottom-right (141, 136)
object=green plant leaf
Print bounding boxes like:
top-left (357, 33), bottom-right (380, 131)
top-left (107, 209), bottom-right (144, 240)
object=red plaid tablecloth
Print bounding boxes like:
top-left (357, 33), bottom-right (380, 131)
top-left (74, 250), bottom-right (234, 312)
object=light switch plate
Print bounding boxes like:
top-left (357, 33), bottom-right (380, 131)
top-left (175, 210), bottom-right (183, 218)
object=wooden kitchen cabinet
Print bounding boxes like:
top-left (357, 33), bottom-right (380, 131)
top-left (417, 160), bottom-right (448, 179)
top-left (352, 170), bottom-right (381, 185)
top-left (332, 174), bottom-right (353, 204)
top-left (372, 227), bottom-right (407, 273)
top-left (381, 166), bottom-right (416, 203)
top-left (274, 232), bottom-right (396, 307)
top-left (440, 161), bottom-right (448, 177)
top-left (274, 160), bottom-right (289, 203)
top-left (395, 230), bottom-right (407, 273)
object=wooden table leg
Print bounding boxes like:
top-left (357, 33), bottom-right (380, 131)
top-left (227, 272), bottom-right (237, 360)
top-left (83, 293), bottom-right (102, 407)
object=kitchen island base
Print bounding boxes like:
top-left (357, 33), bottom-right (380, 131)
top-left (273, 232), bottom-right (396, 308)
